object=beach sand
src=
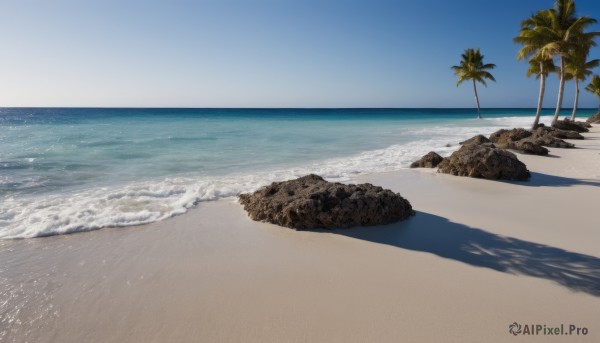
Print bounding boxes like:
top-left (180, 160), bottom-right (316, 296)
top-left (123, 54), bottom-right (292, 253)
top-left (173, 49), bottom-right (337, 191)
top-left (1, 126), bottom-right (599, 343)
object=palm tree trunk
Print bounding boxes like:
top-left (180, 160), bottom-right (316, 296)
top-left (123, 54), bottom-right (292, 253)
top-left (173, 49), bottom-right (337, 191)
top-left (532, 62), bottom-right (545, 130)
top-left (552, 56), bottom-right (566, 126)
top-left (473, 79), bottom-right (481, 119)
top-left (571, 79), bottom-right (579, 121)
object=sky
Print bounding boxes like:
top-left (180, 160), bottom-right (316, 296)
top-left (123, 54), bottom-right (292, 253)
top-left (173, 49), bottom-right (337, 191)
top-left (0, 0), bottom-right (599, 108)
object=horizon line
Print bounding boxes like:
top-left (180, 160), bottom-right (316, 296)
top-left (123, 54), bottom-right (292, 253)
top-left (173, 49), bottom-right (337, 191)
top-left (0, 106), bottom-right (597, 110)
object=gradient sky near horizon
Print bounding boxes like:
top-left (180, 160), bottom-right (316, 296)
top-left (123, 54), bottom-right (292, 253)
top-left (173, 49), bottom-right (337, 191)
top-left (1, 0), bottom-right (600, 108)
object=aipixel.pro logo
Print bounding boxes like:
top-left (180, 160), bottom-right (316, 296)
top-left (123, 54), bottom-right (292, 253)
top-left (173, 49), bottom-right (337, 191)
top-left (509, 322), bottom-right (588, 336)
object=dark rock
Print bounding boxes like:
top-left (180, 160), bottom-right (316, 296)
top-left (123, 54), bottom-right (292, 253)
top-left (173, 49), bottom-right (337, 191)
top-left (488, 127), bottom-right (574, 151)
top-left (460, 135), bottom-right (492, 147)
top-left (530, 128), bottom-right (575, 148)
top-left (238, 174), bottom-right (414, 230)
top-left (586, 112), bottom-right (600, 124)
top-left (511, 140), bottom-right (549, 155)
top-left (488, 128), bottom-right (547, 155)
top-left (489, 128), bottom-right (532, 146)
top-left (552, 119), bottom-right (589, 132)
top-left (410, 151), bottom-right (444, 168)
top-left (437, 144), bottom-right (530, 181)
top-left (536, 126), bottom-right (584, 140)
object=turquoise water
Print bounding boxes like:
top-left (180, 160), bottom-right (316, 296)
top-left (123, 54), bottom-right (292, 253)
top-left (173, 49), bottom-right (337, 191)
top-left (0, 108), bottom-right (594, 238)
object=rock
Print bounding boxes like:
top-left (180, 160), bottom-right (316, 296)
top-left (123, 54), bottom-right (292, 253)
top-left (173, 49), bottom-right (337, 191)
top-left (410, 151), bottom-right (444, 168)
top-left (489, 128), bottom-right (532, 146)
top-left (488, 127), bottom-right (573, 151)
top-left (552, 119), bottom-right (589, 132)
top-left (530, 128), bottom-right (575, 148)
top-left (511, 140), bottom-right (549, 155)
top-left (586, 112), bottom-right (600, 124)
top-left (437, 144), bottom-right (530, 181)
top-left (535, 126), bottom-right (584, 140)
top-left (487, 128), bottom-right (547, 155)
top-left (460, 135), bottom-right (493, 147)
top-left (238, 174), bottom-right (414, 230)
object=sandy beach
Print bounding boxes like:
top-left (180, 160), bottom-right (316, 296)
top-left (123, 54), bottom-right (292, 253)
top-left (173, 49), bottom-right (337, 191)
top-left (1, 126), bottom-right (599, 343)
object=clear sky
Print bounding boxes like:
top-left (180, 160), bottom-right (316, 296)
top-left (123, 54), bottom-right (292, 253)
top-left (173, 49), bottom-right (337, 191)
top-left (1, 0), bottom-right (599, 108)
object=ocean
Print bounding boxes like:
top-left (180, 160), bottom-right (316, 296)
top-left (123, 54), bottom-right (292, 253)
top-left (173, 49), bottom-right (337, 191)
top-left (0, 107), bottom-right (594, 239)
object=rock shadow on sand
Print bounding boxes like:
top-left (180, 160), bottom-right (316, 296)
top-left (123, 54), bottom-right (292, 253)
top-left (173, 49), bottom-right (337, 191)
top-left (337, 211), bottom-right (600, 297)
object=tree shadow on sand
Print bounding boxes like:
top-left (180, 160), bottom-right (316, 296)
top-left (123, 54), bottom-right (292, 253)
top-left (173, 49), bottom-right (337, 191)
top-left (336, 211), bottom-right (600, 297)
top-left (515, 172), bottom-right (600, 187)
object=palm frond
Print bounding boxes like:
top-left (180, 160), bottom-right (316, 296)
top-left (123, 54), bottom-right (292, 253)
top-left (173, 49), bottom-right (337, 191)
top-left (451, 48), bottom-right (496, 88)
top-left (585, 75), bottom-right (600, 96)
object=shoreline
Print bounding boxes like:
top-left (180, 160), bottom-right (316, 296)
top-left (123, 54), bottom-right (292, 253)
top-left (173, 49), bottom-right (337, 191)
top-left (1, 112), bottom-right (593, 239)
top-left (1, 126), bottom-right (599, 342)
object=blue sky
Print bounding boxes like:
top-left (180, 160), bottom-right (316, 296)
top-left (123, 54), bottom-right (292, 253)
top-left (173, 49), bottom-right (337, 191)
top-left (1, 0), bottom-right (599, 108)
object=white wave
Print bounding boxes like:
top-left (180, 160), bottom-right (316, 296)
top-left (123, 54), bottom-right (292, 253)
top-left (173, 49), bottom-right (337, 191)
top-left (0, 116), bottom-right (541, 239)
top-left (485, 115), bottom-right (556, 126)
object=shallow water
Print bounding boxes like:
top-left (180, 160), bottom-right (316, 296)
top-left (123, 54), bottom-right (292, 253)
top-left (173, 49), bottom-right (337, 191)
top-left (0, 107), bottom-right (594, 238)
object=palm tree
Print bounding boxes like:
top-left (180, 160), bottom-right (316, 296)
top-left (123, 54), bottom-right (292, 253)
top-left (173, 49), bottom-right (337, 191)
top-left (451, 48), bottom-right (496, 119)
top-left (585, 75), bottom-right (600, 112)
top-left (527, 58), bottom-right (557, 129)
top-left (565, 47), bottom-right (599, 120)
top-left (515, 12), bottom-right (556, 129)
top-left (513, 0), bottom-right (598, 126)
